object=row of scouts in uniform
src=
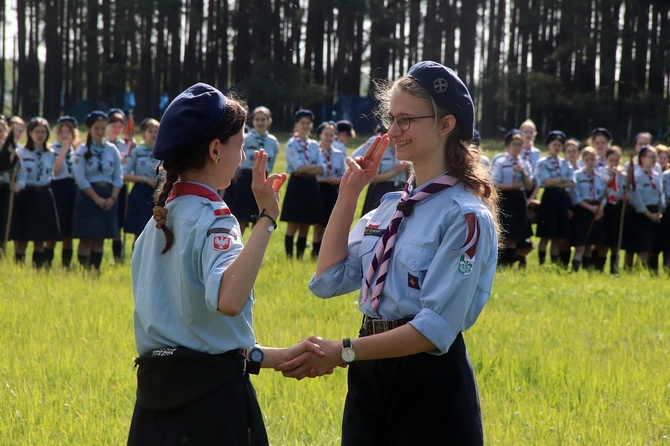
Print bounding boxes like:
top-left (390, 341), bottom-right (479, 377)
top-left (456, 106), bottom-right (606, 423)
top-left (490, 120), bottom-right (669, 273)
top-left (0, 110), bottom-right (160, 270)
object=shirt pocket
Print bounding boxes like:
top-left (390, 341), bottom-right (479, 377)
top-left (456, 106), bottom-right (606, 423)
top-left (358, 236), bottom-right (379, 274)
top-left (394, 243), bottom-right (435, 301)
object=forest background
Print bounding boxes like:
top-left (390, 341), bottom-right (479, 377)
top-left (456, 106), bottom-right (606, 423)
top-left (1, 0), bottom-right (669, 145)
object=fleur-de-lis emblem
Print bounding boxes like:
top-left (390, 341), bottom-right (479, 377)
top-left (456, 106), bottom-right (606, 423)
top-left (433, 78), bottom-right (448, 93)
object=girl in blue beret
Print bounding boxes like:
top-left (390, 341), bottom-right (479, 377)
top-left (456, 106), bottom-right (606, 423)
top-left (279, 109), bottom-right (326, 259)
top-left (44, 116), bottom-right (81, 267)
top-left (106, 108), bottom-right (132, 262)
top-left (278, 61), bottom-right (500, 445)
top-left (127, 83), bottom-right (324, 446)
top-left (71, 111), bottom-right (124, 270)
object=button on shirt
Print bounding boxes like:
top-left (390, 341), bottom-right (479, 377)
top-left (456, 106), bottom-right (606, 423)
top-left (309, 179), bottom-right (498, 355)
top-left (51, 141), bottom-right (75, 180)
top-left (492, 153), bottom-right (533, 191)
top-left (72, 141), bottom-right (124, 189)
top-left (571, 168), bottom-right (607, 205)
top-left (15, 146), bottom-right (55, 187)
top-left (132, 182), bottom-right (253, 355)
top-left (123, 143), bottom-right (159, 179)
top-left (534, 156), bottom-right (574, 187)
top-left (241, 130), bottom-right (279, 173)
top-left (285, 135), bottom-right (325, 174)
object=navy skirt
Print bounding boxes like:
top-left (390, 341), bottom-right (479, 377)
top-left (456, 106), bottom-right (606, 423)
top-left (498, 189), bottom-right (532, 241)
top-left (536, 187), bottom-right (571, 239)
top-left (230, 169), bottom-right (258, 224)
top-left (71, 183), bottom-right (119, 239)
top-left (280, 175), bottom-right (324, 224)
top-left (319, 182), bottom-right (339, 225)
top-left (623, 205), bottom-right (659, 253)
top-left (570, 203), bottom-right (606, 246)
top-left (50, 178), bottom-right (78, 238)
top-left (9, 186), bottom-right (61, 241)
top-left (603, 202), bottom-right (624, 247)
top-left (125, 183), bottom-right (156, 235)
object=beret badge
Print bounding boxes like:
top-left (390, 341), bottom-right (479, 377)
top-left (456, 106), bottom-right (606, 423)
top-left (433, 78), bottom-right (449, 93)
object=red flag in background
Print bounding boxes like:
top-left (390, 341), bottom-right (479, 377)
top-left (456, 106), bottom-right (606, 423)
top-left (124, 110), bottom-right (136, 156)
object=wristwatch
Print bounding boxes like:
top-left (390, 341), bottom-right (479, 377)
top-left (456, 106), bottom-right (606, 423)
top-left (246, 345), bottom-right (263, 375)
top-left (341, 338), bottom-right (356, 363)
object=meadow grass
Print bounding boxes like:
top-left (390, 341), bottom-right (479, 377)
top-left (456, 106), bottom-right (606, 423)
top-left (2, 135), bottom-right (669, 444)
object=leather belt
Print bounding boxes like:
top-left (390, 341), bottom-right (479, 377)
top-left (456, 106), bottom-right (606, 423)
top-left (362, 315), bottom-right (413, 336)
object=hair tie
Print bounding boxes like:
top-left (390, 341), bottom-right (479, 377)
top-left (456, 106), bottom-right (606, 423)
top-left (153, 206), bottom-right (168, 229)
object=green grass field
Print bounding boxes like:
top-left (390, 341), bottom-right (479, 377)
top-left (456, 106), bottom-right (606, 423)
top-left (1, 135), bottom-right (669, 444)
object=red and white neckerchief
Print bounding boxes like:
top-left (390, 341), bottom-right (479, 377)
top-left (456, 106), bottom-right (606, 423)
top-left (507, 154), bottom-right (519, 184)
top-left (644, 170), bottom-right (657, 190)
top-left (321, 146), bottom-right (332, 175)
top-left (606, 170), bottom-right (618, 204)
top-left (360, 172), bottom-right (459, 313)
top-left (166, 182), bottom-right (231, 216)
top-left (586, 170), bottom-right (595, 201)
top-left (297, 137), bottom-right (311, 163)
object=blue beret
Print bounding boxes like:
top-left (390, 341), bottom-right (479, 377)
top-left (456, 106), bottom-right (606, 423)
top-left (153, 83), bottom-right (228, 161)
top-left (565, 137), bottom-right (582, 150)
top-left (407, 61), bottom-right (475, 140)
top-left (316, 121), bottom-right (336, 137)
top-left (294, 109), bottom-right (314, 122)
top-left (57, 115), bottom-right (78, 128)
top-left (591, 127), bottom-right (612, 140)
top-left (86, 111), bottom-right (109, 128)
top-left (107, 108), bottom-right (126, 122)
top-left (504, 129), bottom-right (522, 146)
top-left (545, 130), bottom-right (567, 146)
top-left (336, 120), bottom-right (354, 132)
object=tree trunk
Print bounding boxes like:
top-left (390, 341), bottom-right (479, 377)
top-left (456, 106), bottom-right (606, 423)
top-left (43, 0), bottom-right (63, 120)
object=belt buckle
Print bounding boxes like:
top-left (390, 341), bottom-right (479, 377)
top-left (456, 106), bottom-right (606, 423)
top-left (371, 320), bottom-right (387, 335)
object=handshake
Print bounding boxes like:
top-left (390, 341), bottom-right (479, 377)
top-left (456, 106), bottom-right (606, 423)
top-left (265, 336), bottom-right (348, 380)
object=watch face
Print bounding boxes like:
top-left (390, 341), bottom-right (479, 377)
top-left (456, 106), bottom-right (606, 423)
top-left (250, 348), bottom-right (264, 362)
top-left (341, 347), bottom-right (355, 363)
top-left (267, 225), bottom-right (275, 232)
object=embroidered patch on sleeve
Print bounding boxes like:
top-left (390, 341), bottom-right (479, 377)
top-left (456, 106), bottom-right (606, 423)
top-left (407, 273), bottom-right (420, 290)
top-left (457, 213), bottom-right (480, 276)
top-left (212, 235), bottom-right (231, 251)
top-left (206, 227), bottom-right (238, 239)
top-left (214, 206), bottom-right (232, 216)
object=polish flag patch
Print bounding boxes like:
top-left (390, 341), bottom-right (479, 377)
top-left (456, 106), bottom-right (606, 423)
top-left (213, 235), bottom-right (231, 251)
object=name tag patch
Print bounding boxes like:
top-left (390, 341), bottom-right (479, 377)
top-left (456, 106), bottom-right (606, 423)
top-left (364, 227), bottom-right (385, 237)
top-left (206, 227), bottom-right (238, 238)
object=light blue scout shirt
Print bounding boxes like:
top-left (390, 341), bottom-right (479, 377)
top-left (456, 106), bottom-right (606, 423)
top-left (520, 146), bottom-right (541, 171)
top-left (534, 155), bottom-right (574, 187)
top-left (352, 141), bottom-right (407, 186)
top-left (309, 177), bottom-right (498, 355)
top-left (570, 168), bottom-right (607, 205)
top-left (72, 142), bottom-right (124, 189)
top-left (241, 130), bottom-right (279, 173)
top-left (318, 145), bottom-right (347, 180)
top-left (662, 169), bottom-right (670, 206)
top-left (492, 153), bottom-right (533, 191)
top-left (132, 181), bottom-right (254, 355)
top-left (285, 135), bottom-right (326, 174)
top-left (630, 168), bottom-right (665, 213)
top-left (15, 146), bottom-right (56, 187)
top-left (109, 137), bottom-right (133, 159)
top-left (123, 143), bottom-right (159, 179)
top-left (51, 141), bottom-right (75, 180)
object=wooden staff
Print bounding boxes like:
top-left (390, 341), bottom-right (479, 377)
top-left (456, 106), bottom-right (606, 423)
top-left (616, 152), bottom-right (636, 253)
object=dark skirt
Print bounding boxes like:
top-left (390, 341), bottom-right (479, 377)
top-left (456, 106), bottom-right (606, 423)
top-left (536, 187), bottom-right (571, 239)
top-left (603, 202), bottom-right (624, 247)
top-left (623, 205), bottom-right (659, 253)
top-left (230, 169), bottom-right (258, 224)
top-left (280, 175), bottom-right (324, 224)
top-left (125, 183), bottom-right (156, 235)
top-left (361, 181), bottom-right (399, 216)
top-left (0, 182), bottom-right (10, 242)
top-left (117, 183), bottom-right (128, 230)
top-left (319, 182), bottom-right (339, 225)
top-left (9, 186), bottom-right (61, 241)
top-left (342, 332), bottom-right (482, 446)
top-left (128, 348), bottom-right (268, 446)
top-left (71, 183), bottom-right (119, 239)
top-left (658, 209), bottom-right (670, 251)
top-left (498, 189), bottom-right (532, 241)
top-left (570, 204), bottom-right (606, 246)
top-left (50, 178), bottom-right (78, 238)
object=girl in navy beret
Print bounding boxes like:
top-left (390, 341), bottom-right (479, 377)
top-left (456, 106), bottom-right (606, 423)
top-left (106, 108), bottom-right (132, 262)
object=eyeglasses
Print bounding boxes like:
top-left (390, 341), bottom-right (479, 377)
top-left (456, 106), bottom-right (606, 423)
top-left (385, 113), bottom-right (435, 132)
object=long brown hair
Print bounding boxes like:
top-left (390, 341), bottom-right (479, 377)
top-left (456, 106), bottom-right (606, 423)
top-left (154, 96), bottom-right (248, 253)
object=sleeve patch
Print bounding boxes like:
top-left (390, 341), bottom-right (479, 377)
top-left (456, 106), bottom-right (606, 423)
top-left (206, 227), bottom-right (238, 239)
top-left (212, 235), bottom-right (232, 251)
top-left (456, 213), bottom-right (480, 276)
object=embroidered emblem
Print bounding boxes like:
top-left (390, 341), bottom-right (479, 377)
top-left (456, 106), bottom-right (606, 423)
top-left (213, 235), bottom-right (231, 251)
top-left (407, 273), bottom-right (420, 290)
top-left (458, 255), bottom-right (473, 276)
top-left (433, 78), bottom-right (448, 93)
top-left (151, 347), bottom-right (177, 357)
top-left (456, 213), bottom-right (480, 276)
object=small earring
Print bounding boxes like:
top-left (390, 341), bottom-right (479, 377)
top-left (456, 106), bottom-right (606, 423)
top-left (215, 155), bottom-right (220, 165)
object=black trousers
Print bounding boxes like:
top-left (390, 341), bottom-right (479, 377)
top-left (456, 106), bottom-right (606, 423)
top-left (342, 333), bottom-right (483, 446)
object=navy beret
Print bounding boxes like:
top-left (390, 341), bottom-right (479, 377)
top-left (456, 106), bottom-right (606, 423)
top-left (407, 61), bottom-right (475, 140)
top-left (316, 121), bottom-right (336, 137)
top-left (57, 115), bottom-right (78, 128)
top-left (565, 137), bottom-right (582, 150)
top-left (153, 83), bottom-right (228, 161)
top-left (590, 127), bottom-right (612, 140)
top-left (336, 120), bottom-right (354, 133)
top-left (86, 111), bottom-right (109, 128)
top-left (107, 108), bottom-right (126, 122)
top-left (294, 109), bottom-right (314, 122)
top-left (504, 129), bottom-right (522, 146)
top-left (545, 130), bottom-right (567, 146)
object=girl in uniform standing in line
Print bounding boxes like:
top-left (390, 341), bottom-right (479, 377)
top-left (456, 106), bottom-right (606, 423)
top-left (9, 117), bottom-right (61, 267)
top-left (600, 147), bottom-right (627, 274)
top-left (492, 129), bottom-right (533, 267)
top-left (106, 108), bottom-right (133, 262)
top-left (71, 111), bottom-right (124, 270)
top-left (534, 131), bottom-right (574, 266)
top-left (568, 147), bottom-right (607, 272)
top-left (123, 118), bottom-right (160, 243)
top-left (0, 118), bottom-right (16, 255)
top-left (590, 127), bottom-right (612, 171)
top-left (127, 83), bottom-right (324, 445)
top-left (9, 116), bottom-right (26, 147)
top-left (280, 109), bottom-right (325, 259)
top-left (44, 116), bottom-right (81, 268)
top-left (333, 120), bottom-right (356, 152)
top-left (624, 146), bottom-right (664, 271)
top-left (278, 61), bottom-right (499, 445)
top-left (231, 106), bottom-right (279, 234)
top-left (312, 121), bottom-right (347, 258)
